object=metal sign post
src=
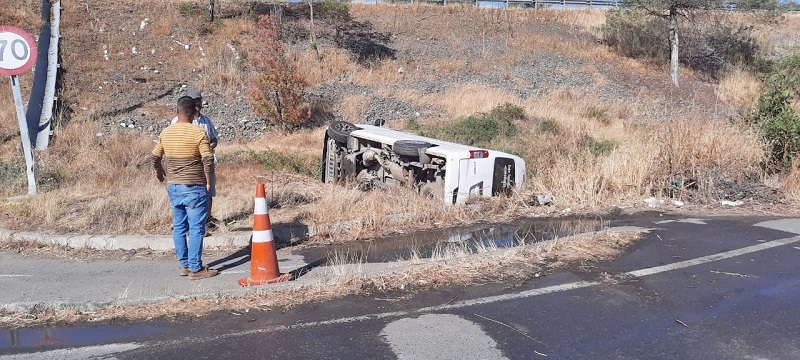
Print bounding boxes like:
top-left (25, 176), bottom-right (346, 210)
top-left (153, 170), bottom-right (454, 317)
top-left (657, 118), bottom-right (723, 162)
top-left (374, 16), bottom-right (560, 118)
top-left (1, 25), bottom-right (39, 196)
top-left (10, 75), bottom-right (36, 195)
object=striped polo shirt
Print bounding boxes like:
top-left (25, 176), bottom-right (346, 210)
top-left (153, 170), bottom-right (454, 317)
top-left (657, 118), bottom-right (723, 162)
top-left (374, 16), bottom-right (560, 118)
top-left (152, 123), bottom-right (214, 185)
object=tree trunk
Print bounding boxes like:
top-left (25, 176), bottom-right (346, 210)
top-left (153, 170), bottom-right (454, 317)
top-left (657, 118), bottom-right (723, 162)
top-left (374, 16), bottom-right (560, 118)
top-left (38, 0), bottom-right (60, 150)
top-left (309, 0), bottom-right (320, 60)
top-left (669, 6), bottom-right (679, 88)
top-left (209, 0), bottom-right (215, 22)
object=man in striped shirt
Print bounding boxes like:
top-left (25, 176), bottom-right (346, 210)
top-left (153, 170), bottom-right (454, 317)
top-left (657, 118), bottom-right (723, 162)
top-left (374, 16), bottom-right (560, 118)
top-left (152, 96), bottom-right (218, 279)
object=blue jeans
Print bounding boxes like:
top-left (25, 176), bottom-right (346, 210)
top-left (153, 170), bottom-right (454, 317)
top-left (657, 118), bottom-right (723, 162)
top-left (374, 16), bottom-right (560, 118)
top-left (167, 184), bottom-right (208, 272)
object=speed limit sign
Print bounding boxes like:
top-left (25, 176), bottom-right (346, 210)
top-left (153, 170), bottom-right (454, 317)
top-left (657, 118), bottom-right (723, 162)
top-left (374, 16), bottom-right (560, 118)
top-left (0, 26), bottom-right (37, 76)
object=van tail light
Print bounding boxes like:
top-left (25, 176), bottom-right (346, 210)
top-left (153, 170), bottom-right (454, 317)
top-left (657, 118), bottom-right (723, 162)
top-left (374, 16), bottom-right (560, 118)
top-left (469, 150), bottom-right (489, 159)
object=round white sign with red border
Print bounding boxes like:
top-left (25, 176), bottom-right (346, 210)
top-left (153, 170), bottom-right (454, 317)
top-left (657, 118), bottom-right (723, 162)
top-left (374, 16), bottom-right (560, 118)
top-left (0, 25), bottom-right (37, 76)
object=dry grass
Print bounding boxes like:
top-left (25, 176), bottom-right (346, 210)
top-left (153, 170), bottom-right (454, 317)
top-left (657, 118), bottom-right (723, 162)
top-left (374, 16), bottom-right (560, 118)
top-left (340, 93), bottom-right (371, 122)
top-left (0, 1), bottom-right (792, 241)
top-left (0, 0), bottom-right (41, 33)
top-left (290, 48), bottom-right (353, 87)
top-left (0, 83), bottom-right (19, 142)
top-left (755, 13), bottom-right (800, 57)
top-left (422, 83), bottom-right (520, 119)
top-left (0, 229), bottom-right (644, 327)
top-left (716, 67), bottom-right (762, 110)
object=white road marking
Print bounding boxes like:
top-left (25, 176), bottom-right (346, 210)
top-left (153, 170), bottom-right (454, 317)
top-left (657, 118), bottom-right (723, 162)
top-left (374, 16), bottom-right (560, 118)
top-left (213, 235), bottom-right (800, 340)
top-left (0, 343), bottom-right (141, 360)
top-left (0, 274), bottom-right (32, 277)
top-left (794, 247), bottom-right (800, 251)
top-left (626, 236), bottom-right (800, 277)
top-left (381, 314), bottom-right (509, 360)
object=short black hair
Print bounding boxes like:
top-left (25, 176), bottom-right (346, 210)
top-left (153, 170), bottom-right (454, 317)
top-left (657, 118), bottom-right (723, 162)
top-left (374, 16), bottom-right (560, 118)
top-left (177, 96), bottom-right (196, 117)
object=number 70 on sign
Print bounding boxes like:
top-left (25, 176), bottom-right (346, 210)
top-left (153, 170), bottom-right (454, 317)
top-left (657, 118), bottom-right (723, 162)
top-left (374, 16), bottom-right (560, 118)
top-left (0, 39), bottom-right (30, 61)
top-left (0, 26), bottom-right (37, 76)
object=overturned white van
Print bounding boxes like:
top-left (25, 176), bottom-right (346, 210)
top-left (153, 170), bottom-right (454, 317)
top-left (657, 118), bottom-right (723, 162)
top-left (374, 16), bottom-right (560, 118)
top-left (322, 121), bottom-right (526, 205)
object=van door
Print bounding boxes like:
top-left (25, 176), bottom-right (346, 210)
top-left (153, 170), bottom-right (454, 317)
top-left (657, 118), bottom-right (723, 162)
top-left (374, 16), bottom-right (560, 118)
top-left (457, 158), bottom-right (492, 203)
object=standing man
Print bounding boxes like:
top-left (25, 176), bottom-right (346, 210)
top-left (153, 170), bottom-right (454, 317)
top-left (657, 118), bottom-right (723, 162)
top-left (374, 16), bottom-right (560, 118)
top-left (172, 89), bottom-right (219, 229)
top-left (154, 96), bottom-right (218, 279)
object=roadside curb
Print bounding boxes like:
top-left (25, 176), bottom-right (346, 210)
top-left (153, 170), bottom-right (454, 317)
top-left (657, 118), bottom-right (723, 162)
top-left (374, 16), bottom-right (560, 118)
top-left (0, 277), bottom-right (302, 313)
top-left (0, 229), bottom-right (252, 251)
top-left (0, 214), bottom-right (415, 251)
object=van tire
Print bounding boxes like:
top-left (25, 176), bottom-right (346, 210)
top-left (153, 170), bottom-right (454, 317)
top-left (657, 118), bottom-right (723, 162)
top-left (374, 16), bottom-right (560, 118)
top-left (322, 135), bottom-right (343, 184)
top-left (327, 121), bottom-right (358, 144)
top-left (393, 140), bottom-right (433, 158)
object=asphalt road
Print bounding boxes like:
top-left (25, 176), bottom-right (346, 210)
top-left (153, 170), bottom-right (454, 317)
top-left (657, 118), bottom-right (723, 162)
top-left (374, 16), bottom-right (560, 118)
top-left (2, 214), bottom-right (799, 359)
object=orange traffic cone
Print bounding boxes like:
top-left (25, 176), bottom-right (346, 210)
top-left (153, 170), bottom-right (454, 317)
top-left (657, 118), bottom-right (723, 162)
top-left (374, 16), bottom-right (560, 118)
top-left (238, 183), bottom-right (292, 286)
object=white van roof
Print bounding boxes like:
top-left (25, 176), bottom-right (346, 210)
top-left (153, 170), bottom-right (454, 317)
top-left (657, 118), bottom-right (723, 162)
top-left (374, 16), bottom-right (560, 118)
top-left (350, 125), bottom-right (512, 159)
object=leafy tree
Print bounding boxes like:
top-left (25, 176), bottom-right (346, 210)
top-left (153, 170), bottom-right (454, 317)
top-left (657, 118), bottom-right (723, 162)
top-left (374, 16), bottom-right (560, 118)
top-left (620, 0), bottom-right (723, 86)
top-left (615, 0), bottom-right (771, 85)
top-left (746, 52), bottom-right (800, 171)
top-left (248, 15), bottom-right (311, 132)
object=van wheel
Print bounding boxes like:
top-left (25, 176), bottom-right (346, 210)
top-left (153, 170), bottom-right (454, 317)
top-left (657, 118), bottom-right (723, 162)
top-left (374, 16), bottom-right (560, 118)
top-left (393, 140), bottom-right (433, 157)
top-left (322, 135), bottom-right (343, 184)
top-left (327, 121), bottom-right (358, 144)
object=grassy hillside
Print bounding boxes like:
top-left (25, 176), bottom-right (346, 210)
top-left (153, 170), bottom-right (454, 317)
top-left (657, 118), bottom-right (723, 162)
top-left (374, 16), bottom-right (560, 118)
top-left (0, 0), bottom-right (798, 240)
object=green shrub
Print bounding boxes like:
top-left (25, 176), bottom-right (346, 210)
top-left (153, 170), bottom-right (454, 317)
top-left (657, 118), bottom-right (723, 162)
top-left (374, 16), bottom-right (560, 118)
top-left (248, 150), bottom-right (321, 178)
top-left (212, 18), bottom-right (225, 30)
top-left (582, 136), bottom-right (617, 157)
top-left (489, 103), bottom-right (525, 122)
top-left (443, 114), bottom-right (516, 145)
top-left (746, 52), bottom-right (800, 171)
top-left (0, 160), bottom-right (24, 193)
top-left (421, 103), bottom-right (521, 146)
top-left (603, 10), bottom-right (667, 63)
top-left (681, 22), bottom-right (760, 76)
top-left (320, 0), bottom-right (350, 13)
top-left (36, 168), bottom-right (66, 190)
top-left (416, 103), bottom-right (523, 146)
top-left (406, 118), bottom-right (421, 131)
top-left (537, 119), bottom-right (561, 135)
top-left (179, 2), bottom-right (201, 17)
top-left (442, 114), bottom-right (507, 145)
top-left (583, 106), bottom-right (611, 125)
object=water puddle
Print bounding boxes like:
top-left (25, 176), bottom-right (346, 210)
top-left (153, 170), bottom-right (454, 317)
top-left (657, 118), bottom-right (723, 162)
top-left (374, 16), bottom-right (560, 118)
top-left (295, 217), bottom-right (611, 264)
top-left (0, 324), bottom-right (163, 349)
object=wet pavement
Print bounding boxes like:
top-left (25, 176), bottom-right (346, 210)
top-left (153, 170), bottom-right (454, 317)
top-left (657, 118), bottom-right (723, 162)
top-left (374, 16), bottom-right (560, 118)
top-left (1, 325), bottom-right (163, 349)
top-left (292, 216), bottom-right (613, 264)
top-left (0, 214), bottom-right (623, 316)
top-left (2, 213), bottom-right (799, 359)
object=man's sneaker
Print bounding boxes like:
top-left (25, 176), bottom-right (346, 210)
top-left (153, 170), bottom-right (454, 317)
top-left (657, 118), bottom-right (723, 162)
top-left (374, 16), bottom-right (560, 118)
top-left (188, 266), bottom-right (219, 280)
top-left (179, 267), bottom-right (189, 276)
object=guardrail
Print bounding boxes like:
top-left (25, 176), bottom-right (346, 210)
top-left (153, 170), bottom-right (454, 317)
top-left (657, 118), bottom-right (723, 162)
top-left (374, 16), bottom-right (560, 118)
top-left (360, 0), bottom-right (622, 8)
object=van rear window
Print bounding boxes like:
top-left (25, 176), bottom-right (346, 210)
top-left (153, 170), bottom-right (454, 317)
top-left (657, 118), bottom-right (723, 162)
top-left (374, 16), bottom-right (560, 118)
top-left (492, 157), bottom-right (516, 196)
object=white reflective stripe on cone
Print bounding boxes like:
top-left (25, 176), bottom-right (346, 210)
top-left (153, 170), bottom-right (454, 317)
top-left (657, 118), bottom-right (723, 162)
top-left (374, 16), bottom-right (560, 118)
top-left (252, 229), bottom-right (274, 243)
top-left (254, 199), bottom-right (269, 215)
